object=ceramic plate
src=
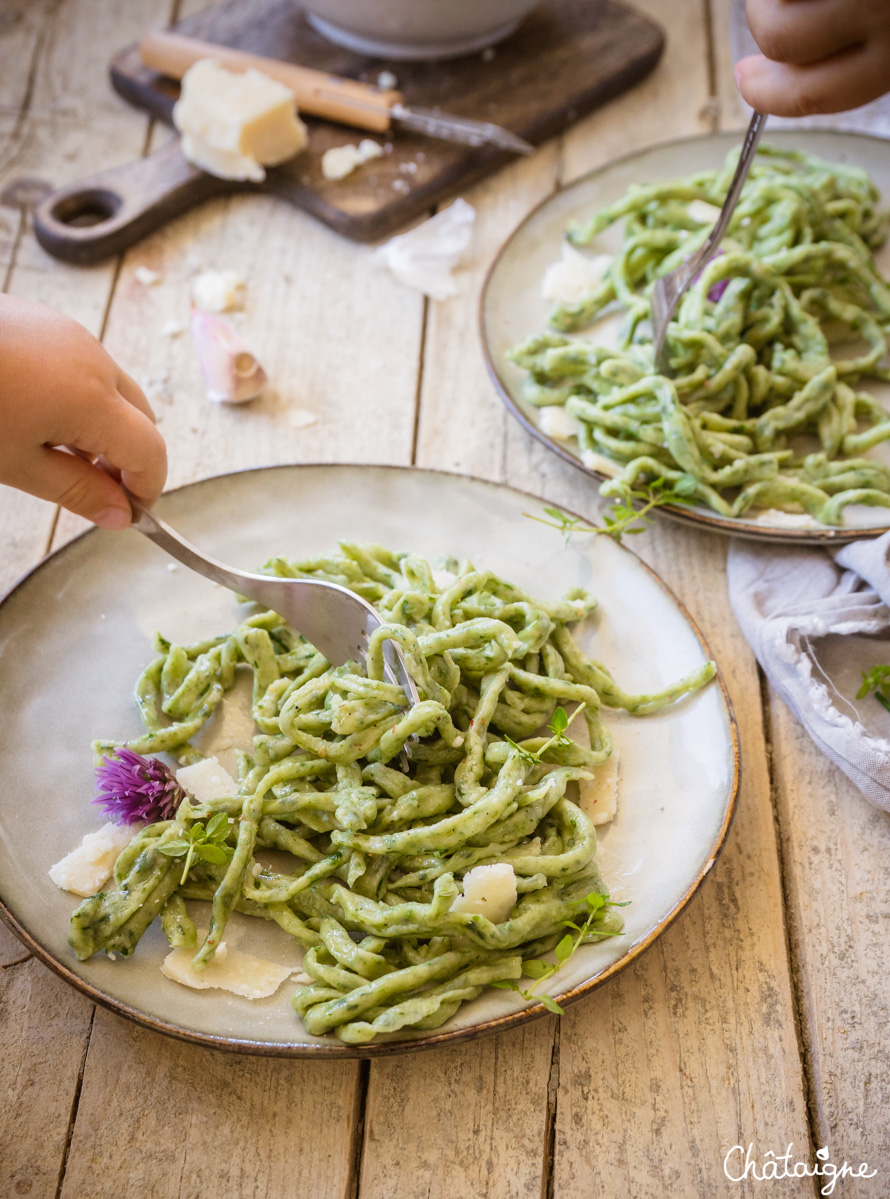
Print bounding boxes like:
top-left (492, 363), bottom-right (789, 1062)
top-left (481, 129), bottom-right (890, 544)
top-left (0, 465), bottom-right (738, 1056)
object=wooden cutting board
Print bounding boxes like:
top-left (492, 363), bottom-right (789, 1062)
top-left (33, 0), bottom-right (664, 264)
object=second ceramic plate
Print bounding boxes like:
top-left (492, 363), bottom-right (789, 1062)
top-left (0, 465), bottom-right (737, 1056)
top-left (481, 129), bottom-right (890, 544)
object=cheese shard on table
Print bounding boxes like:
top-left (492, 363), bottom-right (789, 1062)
top-left (451, 863), bottom-right (518, 924)
top-left (191, 268), bottom-right (246, 313)
top-left (176, 757), bottom-right (238, 805)
top-left (173, 59), bottom-right (308, 183)
top-left (49, 821), bottom-right (136, 897)
top-left (161, 942), bottom-right (295, 1000)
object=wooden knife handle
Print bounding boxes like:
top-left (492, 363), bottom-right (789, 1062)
top-left (140, 30), bottom-right (401, 133)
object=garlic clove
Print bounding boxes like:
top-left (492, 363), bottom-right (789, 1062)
top-left (190, 308), bottom-right (267, 404)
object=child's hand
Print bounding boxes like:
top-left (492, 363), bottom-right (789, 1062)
top-left (0, 296), bottom-right (166, 529)
top-left (736, 0), bottom-right (890, 116)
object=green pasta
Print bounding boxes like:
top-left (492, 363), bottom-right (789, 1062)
top-left (70, 543), bottom-right (715, 1042)
top-left (510, 145), bottom-right (890, 526)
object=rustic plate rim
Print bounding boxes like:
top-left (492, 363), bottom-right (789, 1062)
top-left (0, 462), bottom-right (740, 1057)
top-left (479, 126), bottom-right (890, 545)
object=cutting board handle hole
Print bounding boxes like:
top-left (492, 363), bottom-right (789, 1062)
top-left (50, 188), bottom-right (121, 228)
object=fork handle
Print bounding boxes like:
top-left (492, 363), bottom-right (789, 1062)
top-left (127, 491), bottom-right (260, 598)
top-left (705, 110), bottom-right (766, 253)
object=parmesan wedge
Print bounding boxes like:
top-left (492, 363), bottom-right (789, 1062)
top-left (565, 706), bottom-right (620, 826)
top-left (175, 757), bottom-right (238, 805)
top-left (687, 199), bottom-right (722, 225)
top-left (451, 863), bottom-right (518, 924)
top-left (542, 243), bottom-right (611, 304)
top-left (49, 821), bottom-right (135, 897)
top-left (539, 405), bottom-right (581, 442)
top-left (161, 942), bottom-right (296, 1000)
top-left (173, 59), bottom-right (308, 183)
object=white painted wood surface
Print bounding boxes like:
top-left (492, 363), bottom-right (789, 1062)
top-left (1, 1), bottom-right (888, 1195)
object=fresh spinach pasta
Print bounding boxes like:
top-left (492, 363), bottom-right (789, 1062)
top-left (510, 146), bottom-right (890, 525)
top-left (69, 543), bottom-right (715, 1042)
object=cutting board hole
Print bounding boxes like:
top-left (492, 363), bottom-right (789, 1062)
top-left (51, 189), bottom-right (121, 228)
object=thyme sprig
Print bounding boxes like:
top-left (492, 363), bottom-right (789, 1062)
top-left (504, 702), bottom-right (587, 766)
top-left (492, 891), bottom-right (627, 1014)
top-left (525, 476), bottom-right (698, 544)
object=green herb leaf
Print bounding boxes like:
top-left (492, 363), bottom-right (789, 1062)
top-left (196, 843), bottom-right (230, 865)
top-left (524, 478), bottom-right (695, 546)
top-left (160, 818), bottom-right (235, 884)
top-left (503, 735), bottom-right (541, 766)
top-left (522, 959), bottom-right (551, 980)
top-left (555, 933), bottom-right (574, 962)
top-left (509, 893), bottom-right (627, 1013)
top-left (158, 840), bottom-right (190, 857)
top-left (205, 812), bottom-right (230, 839)
top-left (858, 664), bottom-right (890, 712)
top-left (550, 707), bottom-right (568, 736)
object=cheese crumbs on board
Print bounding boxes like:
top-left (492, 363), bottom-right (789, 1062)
top-left (321, 139), bottom-right (384, 181)
top-left (173, 59), bottom-right (308, 182)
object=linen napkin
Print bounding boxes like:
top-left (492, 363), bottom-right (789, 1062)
top-left (727, 531), bottom-right (890, 812)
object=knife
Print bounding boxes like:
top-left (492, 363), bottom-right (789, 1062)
top-left (139, 30), bottom-right (534, 155)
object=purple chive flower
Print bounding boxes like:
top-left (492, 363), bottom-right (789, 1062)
top-left (690, 248), bottom-right (729, 302)
top-left (707, 278), bottom-right (730, 303)
top-left (92, 749), bottom-right (184, 825)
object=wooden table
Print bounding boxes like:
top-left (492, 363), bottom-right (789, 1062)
top-left (1, 2), bottom-right (888, 1196)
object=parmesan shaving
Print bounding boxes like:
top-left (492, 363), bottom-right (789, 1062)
top-left (161, 941), bottom-right (297, 1000)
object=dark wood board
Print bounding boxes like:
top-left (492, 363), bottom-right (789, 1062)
top-left (33, 0), bottom-right (664, 264)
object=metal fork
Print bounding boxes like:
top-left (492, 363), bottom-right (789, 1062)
top-left (651, 110), bottom-right (767, 375)
top-left (127, 494), bottom-right (420, 711)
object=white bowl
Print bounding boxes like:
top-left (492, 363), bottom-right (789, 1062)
top-left (302, 0), bottom-right (542, 60)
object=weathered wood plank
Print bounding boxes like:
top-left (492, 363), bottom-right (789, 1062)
top-left (413, 144), bottom-right (560, 479)
top-left (768, 702), bottom-right (890, 1192)
top-left (359, 1022), bottom-right (556, 1199)
top-left (51, 176), bottom-right (427, 549)
top-left (0, 923), bottom-right (30, 967)
top-left (0, 0), bottom-right (175, 559)
top-left (0, 0), bottom-right (183, 1193)
top-left (57, 1008), bottom-right (362, 1199)
top-left (0, 959), bottom-right (94, 1199)
top-left (0, 487), bottom-right (54, 596)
